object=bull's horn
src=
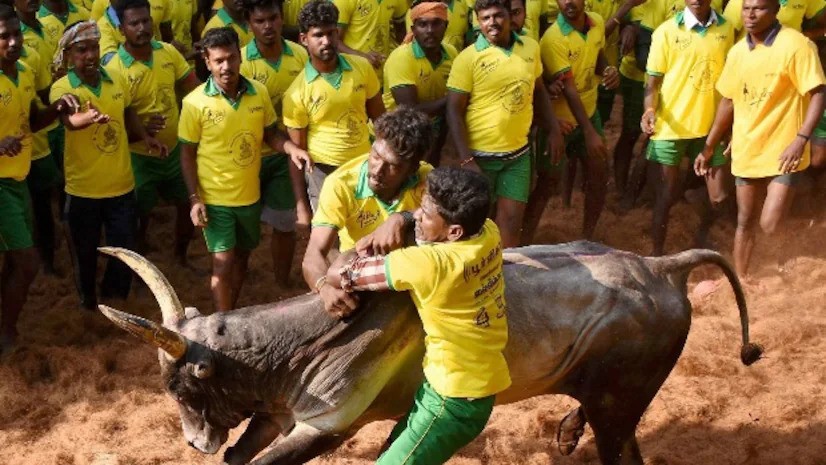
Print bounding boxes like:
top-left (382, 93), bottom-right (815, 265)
top-left (98, 247), bottom-right (184, 325)
top-left (99, 305), bottom-right (188, 360)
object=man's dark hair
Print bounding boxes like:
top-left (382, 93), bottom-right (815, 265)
top-left (201, 27), bottom-right (240, 53)
top-left (427, 168), bottom-right (491, 237)
top-left (243, 0), bottom-right (282, 19)
top-left (298, 0), bottom-right (338, 33)
top-left (475, 0), bottom-right (511, 13)
top-left (373, 106), bottom-right (433, 164)
top-left (0, 3), bottom-right (17, 22)
top-left (114, 0), bottom-right (151, 25)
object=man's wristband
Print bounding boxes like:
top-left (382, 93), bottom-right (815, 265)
top-left (797, 133), bottom-right (810, 142)
top-left (314, 275), bottom-right (327, 293)
top-left (460, 156), bottom-right (475, 167)
top-left (188, 193), bottom-right (201, 203)
top-left (612, 17), bottom-right (621, 26)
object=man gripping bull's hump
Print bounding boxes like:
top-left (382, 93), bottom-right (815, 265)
top-left (326, 167), bottom-right (509, 465)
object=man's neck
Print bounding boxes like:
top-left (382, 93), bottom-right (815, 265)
top-left (256, 37), bottom-right (283, 62)
top-left (749, 21), bottom-right (776, 45)
top-left (17, 12), bottom-right (39, 29)
top-left (79, 68), bottom-right (101, 87)
top-left (311, 54), bottom-right (338, 73)
top-left (43, 0), bottom-right (68, 14)
top-left (125, 41), bottom-right (153, 62)
top-left (692, 8), bottom-right (712, 24)
top-left (422, 43), bottom-right (442, 65)
top-left (0, 59), bottom-right (18, 78)
top-left (224, 8), bottom-right (245, 25)
top-left (569, 13), bottom-right (587, 32)
top-left (214, 77), bottom-right (240, 97)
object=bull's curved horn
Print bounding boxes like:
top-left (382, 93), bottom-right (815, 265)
top-left (98, 247), bottom-right (184, 325)
top-left (99, 305), bottom-right (188, 360)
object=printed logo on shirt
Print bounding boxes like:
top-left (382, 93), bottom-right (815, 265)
top-left (230, 131), bottom-right (258, 167)
top-left (337, 108), bottom-right (365, 146)
top-left (93, 121), bottom-right (121, 154)
top-left (742, 82), bottom-right (771, 108)
top-left (689, 58), bottom-right (718, 93)
top-left (202, 107), bottom-right (226, 128)
top-left (674, 33), bottom-right (693, 51)
top-left (499, 79), bottom-right (532, 114)
top-left (307, 92), bottom-right (327, 117)
top-left (0, 90), bottom-right (12, 106)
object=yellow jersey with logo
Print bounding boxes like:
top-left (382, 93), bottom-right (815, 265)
top-left (586, 0), bottom-right (622, 66)
top-left (636, 0), bottom-right (722, 31)
top-left (50, 68), bottom-right (134, 198)
top-left (37, 2), bottom-right (90, 46)
top-left (723, 0), bottom-right (825, 34)
top-left (97, 10), bottom-right (124, 59)
top-left (104, 41), bottom-right (192, 155)
top-left (90, 0), bottom-right (172, 40)
top-left (202, 9), bottom-right (254, 47)
top-left (19, 47), bottom-right (52, 162)
top-left (0, 62), bottom-right (38, 181)
top-left (334, 0), bottom-right (408, 57)
top-left (282, 0), bottom-right (311, 29)
top-left (522, 0), bottom-right (551, 41)
top-left (382, 41), bottom-right (457, 111)
top-left (385, 219), bottom-right (510, 399)
top-left (178, 77), bottom-right (276, 206)
top-left (647, 11), bottom-right (734, 140)
top-left (405, 0), bottom-right (469, 52)
top-left (282, 54), bottom-right (380, 167)
top-left (171, 0), bottom-right (197, 52)
top-left (716, 27), bottom-right (826, 178)
top-left (447, 33), bottom-right (542, 154)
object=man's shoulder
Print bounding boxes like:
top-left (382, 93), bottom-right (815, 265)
top-left (181, 83), bottom-right (209, 106)
top-left (326, 155), bottom-right (368, 190)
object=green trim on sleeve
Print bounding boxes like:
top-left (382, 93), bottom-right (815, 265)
top-left (447, 86), bottom-right (469, 93)
top-left (310, 222), bottom-right (340, 230)
top-left (177, 137), bottom-right (198, 145)
top-left (551, 66), bottom-right (572, 79)
top-left (646, 70), bottom-right (664, 77)
top-left (385, 256), bottom-right (395, 291)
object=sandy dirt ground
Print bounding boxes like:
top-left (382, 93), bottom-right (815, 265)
top-left (1, 112), bottom-right (826, 465)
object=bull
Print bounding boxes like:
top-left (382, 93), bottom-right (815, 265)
top-left (98, 241), bottom-right (762, 465)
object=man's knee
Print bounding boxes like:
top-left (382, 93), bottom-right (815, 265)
top-left (212, 252), bottom-right (236, 277)
top-left (759, 216), bottom-right (782, 235)
top-left (8, 248), bottom-right (39, 280)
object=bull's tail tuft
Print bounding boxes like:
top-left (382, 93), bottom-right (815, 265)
top-left (741, 342), bottom-right (763, 366)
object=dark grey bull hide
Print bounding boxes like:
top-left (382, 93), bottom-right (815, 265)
top-left (99, 241), bottom-right (762, 465)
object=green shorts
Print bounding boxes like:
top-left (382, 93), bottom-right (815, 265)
top-left (203, 203), bottom-right (262, 253)
top-left (646, 137), bottom-right (727, 167)
top-left (475, 151), bottom-right (532, 203)
top-left (565, 112), bottom-right (605, 159)
top-left (620, 75), bottom-right (645, 132)
top-left (260, 155), bottom-right (297, 233)
top-left (27, 153), bottom-right (62, 192)
top-left (377, 381), bottom-right (495, 465)
top-left (0, 178), bottom-right (34, 252)
top-left (131, 146), bottom-right (189, 214)
top-left (813, 110), bottom-right (826, 146)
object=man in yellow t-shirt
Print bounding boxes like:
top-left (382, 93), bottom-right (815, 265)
top-left (447, 0), bottom-right (562, 248)
top-left (104, 0), bottom-right (201, 265)
top-left (179, 27), bottom-right (310, 311)
top-left (405, 0), bottom-right (469, 51)
top-left (284, 0), bottom-right (384, 218)
top-left (328, 167), bottom-right (509, 465)
top-left (302, 107), bottom-right (433, 314)
top-left (696, 0), bottom-right (826, 277)
top-left (38, 0), bottom-right (90, 45)
top-left (203, 0), bottom-right (254, 46)
top-left (333, 0), bottom-right (407, 74)
top-left (90, 0), bottom-right (174, 50)
top-left (384, 2), bottom-right (457, 165)
top-left (641, 0), bottom-right (734, 256)
top-left (240, 0), bottom-right (309, 286)
top-left (724, 0), bottom-right (826, 34)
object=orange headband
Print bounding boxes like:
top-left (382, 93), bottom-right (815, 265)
top-left (404, 2), bottom-right (449, 43)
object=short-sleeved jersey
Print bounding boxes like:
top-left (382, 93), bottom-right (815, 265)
top-left (19, 47), bottom-right (52, 162)
top-left (0, 62), bottom-right (38, 181)
top-left (104, 41), bottom-right (192, 155)
top-left (405, 0), bottom-right (470, 52)
top-left (312, 155), bottom-right (432, 251)
top-left (282, 0), bottom-right (310, 29)
top-left (522, 0), bottom-right (551, 40)
top-left (90, 0), bottom-right (172, 40)
top-left (587, 0), bottom-right (622, 66)
top-left (384, 219), bottom-right (511, 399)
top-left (178, 77), bottom-right (276, 206)
top-left (171, 0), bottom-right (197, 51)
top-left (646, 11), bottom-right (734, 140)
top-left (716, 27), bottom-right (826, 178)
top-left (636, 0), bottom-right (723, 31)
top-left (97, 9), bottom-right (124, 59)
top-left (446, 33), bottom-right (542, 154)
top-left (21, 20), bottom-right (57, 69)
top-left (334, 0), bottom-right (407, 56)
top-left (723, 0), bottom-right (826, 33)
top-left (37, 2), bottom-right (90, 46)
top-left (282, 54), bottom-right (380, 167)
top-left (50, 68), bottom-right (134, 198)
top-left (73, 0), bottom-right (95, 12)
top-left (540, 12), bottom-right (605, 124)
top-left (202, 9), bottom-right (254, 46)
top-left (382, 40), bottom-right (457, 111)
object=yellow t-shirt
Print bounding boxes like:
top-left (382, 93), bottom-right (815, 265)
top-left (334, 0), bottom-right (407, 56)
top-left (385, 219), bottom-right (511, 399)
top-left (202, 9), bottom-right (254, 47)
top-left (282, 0), bottom-right (310, 29)
top-left (446, 33), bottom-right (542, 154)
top-left (37, 2), bottom-right (90, 46)
top-left (50, 68), bottom-right (135, 198)
top-left (0, 62), bottom-right (38, 181)
top-left (716, 27), bottom-right (826, 178)
top-left (73, 0), bottom-right (95, 12)
top-left (97, 11), bottom-right (124, 59)
top-left (178, 77), bottom-right (276, 206)
top-left (90, 0), bottom-right (172, 40)
top-left (637, 0), bottom-right (723, 31)
top-left (723, 0), bottom-right (825, 33)
top-left (312, 155), bottom-right (432, 250)
top-left (587, 0), bottom-right (622, 66)
top-left (19, 46), bottom-right (52, 162)
top-left (172, 0), bottom-right (197, 52)
top-left (522, 0), bottom-right (551, 41)
top-left (382, 41), bottom-right (457, 111)
top-left (104, 41), bottom-right (192, 155)
top-left (282, 54), bottom-right (381, 167)
top-left (405, 0), bottom-right (470, 52)
top-left (646, 11), bottom-right (734, 140)
top-left (540, 12), bottom-right (605, 124)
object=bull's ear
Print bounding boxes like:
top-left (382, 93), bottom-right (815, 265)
top-left (190, 358), bottom-right (214, 379)
top-left (184, 307), bottom-right (202, 319)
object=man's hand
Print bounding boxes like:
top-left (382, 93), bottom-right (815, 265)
top-left (53, 93), bottom-right (82, 114)
top-left (584, 129), bottom-right (608, 161)
top-left (355, 212), bottom-right (408, 256)
top-left (190, 201), bottom-right (208, 227)
top-left (546, 126), bottom-right (566, 165)
top-left (778, 135), bottom-right (807, 174)
top-left (640, 108), bottom-right (656, 135)
top-left (547, 78), bottom-right (565, 100)
top-left (693, 146), bottom-right (716, 177)
top-left (70, 101), bottom-right (111, 127)
top-left (0, 135), bottom-right (24, 157)
top-left (460, 157), bottom-right (483, 174)
top-left (602, 66), bottom-right (620, 90)
top-left (620, 24), bottom-right (638, 55)
top-left (145, 136), bottom-right (169, 158)
top-left (286, 144), bottom-right (314, 172)
top-left (144, 113), bottom-right (167, 137)
top-left (320, 284), bottom-right (360, 319)
top-left (365, 51), bottom-right (386, 69)
top-left (559, 119), bottom-right (577, 136)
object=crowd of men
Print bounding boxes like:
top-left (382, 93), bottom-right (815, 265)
top-left (1, 0), bottom-right (825, 459)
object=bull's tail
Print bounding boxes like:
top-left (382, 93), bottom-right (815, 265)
top-left (644, 249), bottom-right (763, 366)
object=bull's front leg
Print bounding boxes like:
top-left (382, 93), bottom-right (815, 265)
top-left (248, 422), bottom-right (345, 465)
top-left (223, 413), bottom-right (293, 465)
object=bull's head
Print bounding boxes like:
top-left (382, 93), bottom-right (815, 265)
top-left (97, 248), bottom-right (251, 454)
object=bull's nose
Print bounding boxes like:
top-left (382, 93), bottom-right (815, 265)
top-left (187, 440), bottom-right (197, 450)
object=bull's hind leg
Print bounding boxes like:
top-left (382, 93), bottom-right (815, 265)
top-left (580, 401), bottom-right (645, 465)
top-left (248, 422), bottom-right (345, 465)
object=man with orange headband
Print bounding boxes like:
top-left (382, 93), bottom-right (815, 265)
top-left (383, 1), bottom-right (456, 165)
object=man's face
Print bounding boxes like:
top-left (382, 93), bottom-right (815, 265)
top-left (0, 18), bottom-right (22, 63)
top-left (300, 24), bottom-right (338, 63)
top-left (684, 0), bottom-right (712, 20)
top-left (510, 0), bottom-right (526, 32)
top-left (68, 38), bottom-right (100, 75)
top-left (367, 138), bottom-right (417, 200)
top-left (204, 45), bottom-right (241, 89)
top-left (13, 0), bottom-right (40, 16)
top-left (414, 193), bottom-right (452, 244)
top-left (120, 6), bottom-right (153, 47)
top-left (557, 0), bottom-right (584, 22)
top-left (248, 5), bottom-right (283, 47)
top-left (412, 16), bottom-right (447, 49)
top-left (477, 5), bottom-right (511, 46)
top-left (742, 0), bottom-right (778, 34)
top-left (224, 0), bottom-right (245, 17)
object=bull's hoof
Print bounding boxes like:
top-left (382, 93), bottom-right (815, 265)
top-left (556, 407), bottom-right (586, 456)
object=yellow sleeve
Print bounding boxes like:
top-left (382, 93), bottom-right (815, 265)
top-left (385, 246), bottom-right (436, 294)
top-left (160, 0), bottom-right (173, 23)
top-left (532, 41), bottom-right (542, 79)
top-left (789, 40), bottom-right (826, 95)
top-left (392, 0), bottom-right (408, 20)
top-left (98, 19), bottom-right (121, 59)
top-left (364, 60), bottom-right (381, 98)
top-left (294, 44), bottom-right (309, 63)
top-left (282, 78), bottom-right (308, 129)
top-left (715, 49), bottom-right (738, 99)
top-left (239, 59), bottom-right (253, 81)
top-left (722, 0), bottom-right (743, 31)
top-left (30, 50), bottom-right (51, 92)
top-left (262, 87), bottom-right (277, 127)
top-left (311, 176), bottom-right (349, 229)
top-left (49, 78), bottom-right (70, 104)
top-left (168, 45), bottom-right (192, 80)
top-left (202, 15), bottom-right (220, 35)
top-left (384, 49), bottom-right (416, 90)
top-left (446, 49), bottom-right (473, 93)
top-left (90, 0), bottom-right (108, 20)
top-left (646, 25), bottom-right (668, 75)
top-left (540, 30), bottom-right (571, 78)
top-left (178, 97), bottom-right (201, 144)
top-left (806, 0), bottom-right (826, 19)
top-left (333, 0), bottom-right (354, 26)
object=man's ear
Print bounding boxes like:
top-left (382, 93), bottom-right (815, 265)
top-left (446, 224), bottom-right (465, 242)
top-left (300, 32), bottom-right (308, 47)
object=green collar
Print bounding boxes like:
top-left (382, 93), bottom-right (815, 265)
top-left (20, 20), bottom-right (45, 38)
top-left (216, 8), bottom-right (248, 32)
top-left (203, 75), bottom-right (257, 109)
top-left (0, 62), bottom-right (26, 86)
top-left (780, 0), bottom-right (788, 6)
top-left (354, 159), bottom-right (421, 211)
top-left (557, 13), bottom-right (595, 37)
top-left (305, 54), bottom-right (352, 85)
top-left (116, 41), bottom-right (163, 68)
top-left (411, 39), bottom-right (450, 65)
top-left (246, 38), bottom-right (294, 71)
top-left (474, 31), bottom-right (523, 54)
top-left (67, 67), bottom-right (113, 97)
top-left (20, 47), bottom-right (28, 58)
top-left (38, 1), bottom-right (78, 22)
